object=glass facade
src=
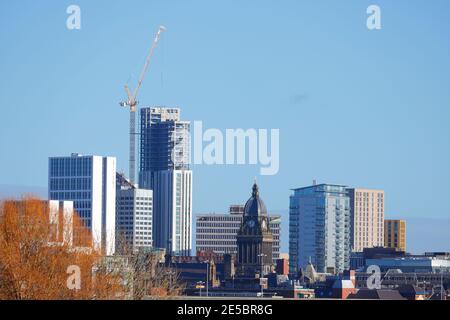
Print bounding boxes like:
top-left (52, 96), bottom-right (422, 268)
top-left (289, 184), bottom-right (350, 274)
top-left (138, 107), bottom-right (193, 256)
top-left (139, 107), bottom-right (190, 173)
top-left (49, 156), bottom-right (94, 227)
top-left (48, 154), bottom-right (116, 255)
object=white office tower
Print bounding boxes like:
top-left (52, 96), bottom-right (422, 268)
top-left (139, 107), bottom-right (192, 256)
top-left (116, 173), bottom-right (153, 253)
top-left (48, 154), bottom-right (116, 255)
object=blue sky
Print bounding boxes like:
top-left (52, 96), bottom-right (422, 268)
top-left (1, 1), bottom-right (450, 253)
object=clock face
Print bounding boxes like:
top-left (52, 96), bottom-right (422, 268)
top-left (247, 219), bottom-right (255, 228)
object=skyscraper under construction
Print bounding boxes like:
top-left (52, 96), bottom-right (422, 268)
top-left (139, 107), bottom-right (192, 256)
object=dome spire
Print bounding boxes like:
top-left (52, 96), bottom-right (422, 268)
top-left (243, 179), bottom-right (267, 216)
top-left (252, 180), bottom-right (259, 197)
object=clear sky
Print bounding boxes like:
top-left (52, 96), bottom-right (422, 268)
top-left (1, 1), bottom-right (450, 253)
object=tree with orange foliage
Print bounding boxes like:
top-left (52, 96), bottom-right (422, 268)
top-left (0, 197), bottom-right (125, 300)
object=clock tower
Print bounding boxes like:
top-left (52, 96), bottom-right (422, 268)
top-left (236, 182), bottom-right (273, 277)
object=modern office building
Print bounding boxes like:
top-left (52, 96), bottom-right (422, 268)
top-left (116, 173), bottom-right (153, 253)
top-left (289, 184), bottom-right (351, 275)
top-left (195, 205), bottom-right (281, 261)
top-left (149, 169), bottom-right (192, 256)
top-left (48, 153), bottom-right (116, 255)
top-left (350, 247), bottom-right (405, 270)
top-left (364, 254), bottom-right (450, 273)
top-left (384, 219), bottom-right (407, 252)
top-left (139, 107), bottom-right (192, 256)
top-left (347, 188), bottom-right (384, 252)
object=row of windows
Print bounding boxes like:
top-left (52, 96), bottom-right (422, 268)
top-left (75, 201), bottom-right (92, 209)
top-left (136, 223), bottom-right (151, 227)
top-left (136, 242), bottom-right (152, 246)
top-left (77, 210), bottom-right (91, 219)
top-left (197, 228), bottom-right (239, 234)
top-left (117, 224), bottom-right (133, 229)
top-left (197, 227), bottom-right (281, 235)
top-left (197, 222), bottom-right (280, 228)
top-left (117, 207), bottom-right (152, 212)
top-left (355, 209), bottom-right (383, 213)
top-left (136, 237), bottom-right (152, 240)
top-left (136, 216), bottom-right (151, 220)
top-left (197, 242), bottom-right (281, 251)
top-left (50, 192), bottom-right (92, 200)
top-left (50, 158), bottom-right (92, 177)
top-left (117, 223), bottom-right (133, 228)
top-left (118, 201), bottom-right (152, 206)
top-left (117, 220), bottom-right (152, 227)
top-left (197, 235), bottom-right (237, 240)
top-left (197, 217), bottom-right (242, 222)
top-left (135, 202), bottom-right (152, 206)
top-left (50, 178), bottom-right (92, 191)
top-left (117, 216), bottom-right (133, 220)
top-left (197, 241), bottom-right (237, 246)
top-left (355, 236), bottom-right (383, 241)
top-left (119, 196), bottom-right (152, 201)
top-left (354, 222), bottom-right (383, 227)
top-left (355, 192), bottom-right (384, 198)
top-left (197, 223), bottom-right (240, 228)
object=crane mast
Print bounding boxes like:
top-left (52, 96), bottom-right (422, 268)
top-left (120, 25), bottom-right (166, 185)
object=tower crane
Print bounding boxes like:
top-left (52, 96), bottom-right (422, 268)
top-left (120, 25), bottom-right (166, 185)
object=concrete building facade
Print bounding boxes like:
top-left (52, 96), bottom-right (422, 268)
top-left (116, 182), bottom-right (153, 253)
top-left (384, 219), bottom-right (407, 252)
top-left (348, 188), bottom-right (384, 252)
top-left (195, 205), bottom-right (281, 261)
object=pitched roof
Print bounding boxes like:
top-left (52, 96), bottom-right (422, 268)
top-left (348, 289), bottom-right (406, 300)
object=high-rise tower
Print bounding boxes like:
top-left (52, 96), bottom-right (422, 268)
top-left (139, 107), bottom-right (192, 256)
top-left (347, 188), bottom-right (384, 252)
top-left (289, 184), bottom-right (350, 275)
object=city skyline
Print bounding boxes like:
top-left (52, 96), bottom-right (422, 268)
top-left (1, 1), bottom-right (450, 255)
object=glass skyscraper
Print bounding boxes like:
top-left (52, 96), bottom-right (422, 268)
top-left (139, 107), bottom-right (192, 256)
top-left (289, 184), bottom-right (350, 275)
